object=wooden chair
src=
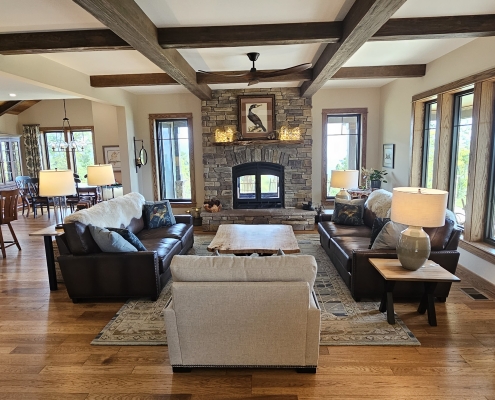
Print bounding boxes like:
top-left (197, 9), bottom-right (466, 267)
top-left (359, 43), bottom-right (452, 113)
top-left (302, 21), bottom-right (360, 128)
top-left (0, 189), bottom-right (21, 258)
top-left (15, 176), bottom-right (32, 217)
top-left (27, 178), bottom-right (51, 218)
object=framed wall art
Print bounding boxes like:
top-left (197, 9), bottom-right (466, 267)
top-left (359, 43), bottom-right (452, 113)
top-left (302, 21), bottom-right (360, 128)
top-left (238, 94), bottom-right (275, 139)
top-left (383, 144), bottom-right (395, 169)
top-left (103, 145), bottom-right (121, 171)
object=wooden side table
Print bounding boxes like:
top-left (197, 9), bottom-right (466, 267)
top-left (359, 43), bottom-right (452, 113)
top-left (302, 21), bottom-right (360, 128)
top-left (369, 258), bottom-right (460, 326)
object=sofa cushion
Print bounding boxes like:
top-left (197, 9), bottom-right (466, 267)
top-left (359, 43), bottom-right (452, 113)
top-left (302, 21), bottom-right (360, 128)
top-left (332, 203), bottom-right (364, 226)
top-left (143, 200), bottom-right (176, 229)
top-left (371, 221), bottom-right (407, 250)
top-left (363, 207), bottom-right (377, 229)
top-left (63, 221), bottom-right (101, 255)
top-left (140, 237), bottom-right (182, 274)
top-left (332, 237), bottom-right (371, 272)
top-left (107, 227), bottom-right (147, 251)
top-left (424, 218), bottom-right (455, 251)
top-left (369, 218), bottom-right (391, 248)
top-left (319, 221), bottom-right (371, 238)
top-left (88, 225), bottom-right (138, 253)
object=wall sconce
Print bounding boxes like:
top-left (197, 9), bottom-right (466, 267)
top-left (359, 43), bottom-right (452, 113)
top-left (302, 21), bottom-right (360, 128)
top-left (133, 138), bottom-right (148, 172)
top-left (214, 126), bottom-right (236, 143)
top-left (279, 126), bottom-right (301, 141)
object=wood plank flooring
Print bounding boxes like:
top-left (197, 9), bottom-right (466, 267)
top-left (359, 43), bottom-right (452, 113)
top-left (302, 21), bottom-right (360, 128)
top-left (0, 214), bottom-right (494, 399)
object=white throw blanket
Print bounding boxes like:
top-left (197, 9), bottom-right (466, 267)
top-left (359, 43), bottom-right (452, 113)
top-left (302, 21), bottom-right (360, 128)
top-left (64, 192), bottom-right (145, 228)
top-left (364, 189), bottom-right (392, 218)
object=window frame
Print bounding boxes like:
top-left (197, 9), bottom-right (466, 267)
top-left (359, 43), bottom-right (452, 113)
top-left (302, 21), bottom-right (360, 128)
top-left (421, 100), bottom-right (438, 187)
top-left (321, 108), bottom-right (367, 205)
top-left (485, 120), bottom-right (495, 246)
top-left (149, 113), bottom-right (196, 206)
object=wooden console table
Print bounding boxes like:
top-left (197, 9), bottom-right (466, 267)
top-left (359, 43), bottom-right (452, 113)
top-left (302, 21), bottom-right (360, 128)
top-left (369, 258), bottom-right (460, 326)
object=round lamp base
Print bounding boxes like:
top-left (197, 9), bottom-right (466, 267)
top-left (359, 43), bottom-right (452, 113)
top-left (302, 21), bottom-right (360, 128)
top-left (397, 226), bottom-right (431, 271)
top-left (335, 189), bottom-right (351, 201)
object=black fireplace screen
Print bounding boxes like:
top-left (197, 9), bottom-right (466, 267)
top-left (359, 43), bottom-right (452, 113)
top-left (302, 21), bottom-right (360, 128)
top-left (232, 162), bottom-right (284, 209)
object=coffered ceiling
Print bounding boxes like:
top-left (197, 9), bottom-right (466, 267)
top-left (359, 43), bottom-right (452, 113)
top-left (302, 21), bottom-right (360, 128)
top-left (0, 0), bottom-right (495, 101)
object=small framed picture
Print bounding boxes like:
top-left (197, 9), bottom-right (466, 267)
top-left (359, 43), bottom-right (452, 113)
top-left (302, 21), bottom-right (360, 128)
top-left (383, 144), bottom-right (395, 168)
top-left (103, 145), bottom-right (121, 171)
top-left (238, 94), bottom-right (275, 139)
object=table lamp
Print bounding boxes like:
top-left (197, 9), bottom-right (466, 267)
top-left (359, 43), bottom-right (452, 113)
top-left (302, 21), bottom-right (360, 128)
top-left (330, 170), bottom-right (359, 200)
top-left (87, 164), bottom-right (115, 202)
top-left (39, 169), bottom-right (76, 229)
top-left (391, 187), bottom-right (448, 271)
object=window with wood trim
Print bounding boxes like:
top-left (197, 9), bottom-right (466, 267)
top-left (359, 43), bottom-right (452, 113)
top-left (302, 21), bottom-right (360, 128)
top-left (421, 100), bottom-right (437, 188)
top-left (149, 113), bottom-right (196, 205)
top-left (322, 108), bottom-right (367, 202)
top-left (39, 127), bottom-right (96, 182)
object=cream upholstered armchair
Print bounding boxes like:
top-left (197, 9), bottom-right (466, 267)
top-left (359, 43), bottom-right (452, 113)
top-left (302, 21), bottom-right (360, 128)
top-left (164, 254), bottom-right (321, 373)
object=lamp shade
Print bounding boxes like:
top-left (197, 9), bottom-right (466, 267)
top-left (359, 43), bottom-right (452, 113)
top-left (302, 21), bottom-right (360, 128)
top-left (330, 170), bottom-right (359, 189)
top-left (391, 187), bottom-right (448, 227)
top-left (87, 164), bottom-right (115, 186)
top-left (39, 170), bottom-right (76, 197)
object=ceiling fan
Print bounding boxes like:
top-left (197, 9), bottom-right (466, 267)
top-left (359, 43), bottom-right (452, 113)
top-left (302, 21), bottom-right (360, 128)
top-left (198, 52), bottom-right (312, 86)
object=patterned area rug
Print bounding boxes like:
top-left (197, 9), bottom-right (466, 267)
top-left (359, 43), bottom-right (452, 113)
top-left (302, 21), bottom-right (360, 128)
top-left (92, 234), bottom-right (420, 346)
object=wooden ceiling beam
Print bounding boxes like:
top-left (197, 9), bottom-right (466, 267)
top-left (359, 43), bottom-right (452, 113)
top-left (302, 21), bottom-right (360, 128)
top-left (89, 65), bottom-right (426, 87)
top-left (300, 0), bottom-right (408, 98)
top-left (0, 101), bottom-right (24, 117)
top-left (72, 0), bottom-right (211, 100)
top-left (1, 14), bottom-right (495, 55)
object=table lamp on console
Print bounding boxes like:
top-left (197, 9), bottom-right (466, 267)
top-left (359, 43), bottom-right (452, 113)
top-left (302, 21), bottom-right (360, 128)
top-left (39, 169), bottom-right (76, 229)
top-left (330, 170), bottom-right (359, 200)
top-left (87, 164), bottom-right (115, 202)
top-left (391, 187), bottom-right (448, 271)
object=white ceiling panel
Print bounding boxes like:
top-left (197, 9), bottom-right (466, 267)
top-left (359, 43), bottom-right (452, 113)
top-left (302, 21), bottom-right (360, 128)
top-left (343, 38), bottom-right (475, 67)
top-left (0, 73), bottom-right (78, 101)
top-left (0, 0), bottom-right (104, 33)
top-left (393, 0), bottom-right (495, 18)
top-left (324, 78), bottom-right (396, 89)
top-left (41, 51), bottom-right (163, 75)
top-left (135, 0), bottom-right (355, 27)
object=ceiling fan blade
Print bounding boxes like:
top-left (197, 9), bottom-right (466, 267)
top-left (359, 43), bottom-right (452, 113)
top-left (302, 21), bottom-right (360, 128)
top-left (247, 79), bottom-right (260, 86)
top-left (256, 63), bottom-right (312, 78)
top-left (198, 70), bottom-right (249, 77)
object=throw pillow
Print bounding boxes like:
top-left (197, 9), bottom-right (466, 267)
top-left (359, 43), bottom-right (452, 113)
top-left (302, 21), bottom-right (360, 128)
top-left (369, 218), bottom-right (391, 249)
top-left (63, 221), bottom-right (101, 255)
top-left (88, 225), bottom-right (138, 253)
top-left (335, 198), bottom-right (366, 218)
top-left (371, 221), bottom-right (407, 250)
top-left (332, 202), bottom-right (364, 226)
top-left (107, 227), bottom-right (147, 251)
top-left (143, 200), bottom-right (176, 229)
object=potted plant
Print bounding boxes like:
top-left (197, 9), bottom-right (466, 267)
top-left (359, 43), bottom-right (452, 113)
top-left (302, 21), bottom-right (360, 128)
top-left (369, 169), bottom-right (388, 189)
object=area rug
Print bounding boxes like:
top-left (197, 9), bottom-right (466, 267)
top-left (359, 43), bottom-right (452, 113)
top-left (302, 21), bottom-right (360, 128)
top-left (92, 234), bottom-right (420, 346)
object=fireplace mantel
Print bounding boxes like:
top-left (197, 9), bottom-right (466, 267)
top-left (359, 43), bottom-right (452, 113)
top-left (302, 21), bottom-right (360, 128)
top-left (213, 139), bottom-right (303, 146)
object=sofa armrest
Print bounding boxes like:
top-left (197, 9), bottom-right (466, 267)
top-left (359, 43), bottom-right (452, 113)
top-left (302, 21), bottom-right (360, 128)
top-left (164, 300), bottom-right (183, 366)
top-left (175, 215), bottom-right (192, 225)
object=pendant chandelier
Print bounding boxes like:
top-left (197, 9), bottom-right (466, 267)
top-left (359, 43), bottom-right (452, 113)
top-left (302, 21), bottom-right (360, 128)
top-left (51, 99), bottom-right (84, 152)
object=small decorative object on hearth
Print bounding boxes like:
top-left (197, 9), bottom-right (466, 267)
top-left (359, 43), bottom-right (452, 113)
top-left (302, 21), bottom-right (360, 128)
top-left (302, 201), bottom-right (314, 211)
top-left (330, 170), bottom-right (359, 200)
top-left (391, 187), bottom-right (448, 271)
top-left (214, 126), bottom-right (235, 143)
top-left (279, 126), bottom-right (301, 141)
top-left (204, 199), bottom-right (222, 213)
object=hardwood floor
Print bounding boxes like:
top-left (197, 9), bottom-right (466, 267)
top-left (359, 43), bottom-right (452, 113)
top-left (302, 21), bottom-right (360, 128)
top-left (0, 214), bottom-right (494, 399)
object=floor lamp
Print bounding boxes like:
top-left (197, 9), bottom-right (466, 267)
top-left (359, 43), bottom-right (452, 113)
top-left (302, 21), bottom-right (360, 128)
top-left (391, 187), bottom-right (448, 271)
top-left (87, 164), bottom-right (115, 201)
top-left (330, 170), bottom-right (359, 200)
top-left (38, 170), bottom-right (76, 229)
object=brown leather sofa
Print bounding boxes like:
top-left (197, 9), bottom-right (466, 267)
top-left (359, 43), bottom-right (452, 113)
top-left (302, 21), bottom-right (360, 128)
top-left (56, 215), bottom-right (194, 302)
top-left (318, 206), bottom-right (461, 301)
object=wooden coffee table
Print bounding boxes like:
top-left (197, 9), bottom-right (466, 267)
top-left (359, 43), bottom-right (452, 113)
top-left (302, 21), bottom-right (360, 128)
top-left (369, 258), bottom-right (460, 326)
top-left (207, 224), bottom-right (300, 255)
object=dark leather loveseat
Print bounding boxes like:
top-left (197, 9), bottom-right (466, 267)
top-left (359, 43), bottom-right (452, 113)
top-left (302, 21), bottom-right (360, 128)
top-left (56, 214), bottom-right (194, 303)
top-left (318, 206), bottom-right (461, 301)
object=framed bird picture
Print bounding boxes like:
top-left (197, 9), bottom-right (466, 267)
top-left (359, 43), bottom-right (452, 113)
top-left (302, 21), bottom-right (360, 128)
top-left (238, 94), bottom-right (275, 139)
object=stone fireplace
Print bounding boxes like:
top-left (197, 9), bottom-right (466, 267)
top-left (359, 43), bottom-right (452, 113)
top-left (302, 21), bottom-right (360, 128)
top-left (200, 88), bottom-right (315, 230)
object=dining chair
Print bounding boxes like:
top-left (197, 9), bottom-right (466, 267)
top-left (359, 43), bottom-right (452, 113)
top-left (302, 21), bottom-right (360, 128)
top-left (27, 178), bottom-right (51, 218)
top-left (15, 176), bottom-right (32, 217)
top-left (0, 189), bottom-right (21, 258)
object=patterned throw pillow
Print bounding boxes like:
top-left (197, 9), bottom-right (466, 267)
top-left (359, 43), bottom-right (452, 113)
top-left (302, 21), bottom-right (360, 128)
top-left (332, 203), bottom-right (364, 226)
top-left (335, 198), bottom-right (366, 218)
top-left (369, 218), bottom-right (391, 248)
top-left (143, 200), bottom-right (176, 229)
top-left (107, 228), bottom-right (147, 251)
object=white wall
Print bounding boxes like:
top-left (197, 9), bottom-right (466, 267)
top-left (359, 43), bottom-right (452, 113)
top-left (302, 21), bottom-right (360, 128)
top-left (133, 93), bottom-right (203, 205)
top-left (312, 87), bottom-right (382, 203)
top-left (0, 114), bottom-right (19, 135)
top-left (379, 36), bottom-right (495, 285)
top-left (17, 99), bottom-right (93, 127)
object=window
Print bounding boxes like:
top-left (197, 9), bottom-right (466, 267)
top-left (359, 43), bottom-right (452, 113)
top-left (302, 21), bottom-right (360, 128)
top-left (449, 91), bottom-right (474, 226)
top-left (154, 118), bottom-right (194, 202)
top-left (421, 101), bottom-right (437, 188)
top-left (39, 127), bottom-right (96, 183)
top-left (322, 109), bottom-right (366, 202)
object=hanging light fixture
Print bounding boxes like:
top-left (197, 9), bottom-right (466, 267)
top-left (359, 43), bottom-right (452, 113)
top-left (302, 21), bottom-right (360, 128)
top-left (51, 100), bottom-right (84, 152)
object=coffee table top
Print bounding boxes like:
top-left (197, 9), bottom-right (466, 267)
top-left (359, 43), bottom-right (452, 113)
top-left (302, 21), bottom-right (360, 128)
top-left (207, 224), bottom-right (300, 254)
top-left (369, 258), bottom-right (460, 283)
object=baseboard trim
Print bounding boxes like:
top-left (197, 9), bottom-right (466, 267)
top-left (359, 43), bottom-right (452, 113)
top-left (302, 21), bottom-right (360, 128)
top-left (456, 264), bottom-right (495, 299)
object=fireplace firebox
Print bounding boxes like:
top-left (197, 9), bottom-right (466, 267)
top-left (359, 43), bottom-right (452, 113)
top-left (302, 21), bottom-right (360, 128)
top-left (232, 162), bottom-right (284, 209)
